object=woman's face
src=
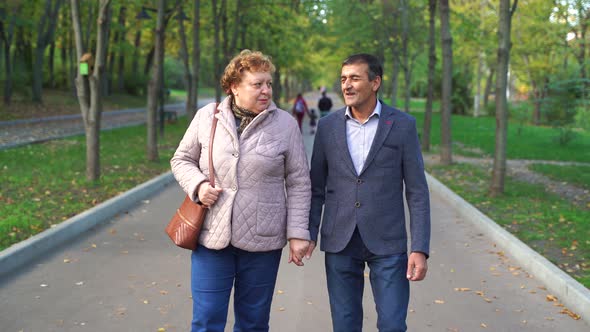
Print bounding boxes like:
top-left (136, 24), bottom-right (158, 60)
top-left (231, 70), bottom-right (273, 113)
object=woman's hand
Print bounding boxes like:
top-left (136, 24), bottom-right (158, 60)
top-left (197, 182), bottom-right (223, 206)
top-left (288, 239), bottom-right (310, 266)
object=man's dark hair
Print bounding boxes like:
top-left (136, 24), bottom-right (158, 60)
top-left (342, 54), bottom-right (383, 81)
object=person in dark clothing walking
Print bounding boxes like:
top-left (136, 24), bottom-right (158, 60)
top-left (318, 91), bottom-right (333, 117)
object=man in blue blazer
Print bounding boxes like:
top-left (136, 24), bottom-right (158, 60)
top-left (306, 54), bottom-right (431, 332)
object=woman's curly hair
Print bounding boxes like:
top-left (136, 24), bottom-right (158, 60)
top-left (220, 49), bottom-right (276, 95)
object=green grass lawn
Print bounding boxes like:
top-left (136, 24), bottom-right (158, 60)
top-left (0, 118), bottom-right (189, 251)
top-left (414, 113), bottom-right (590, 163)
top-left (414, 110), bottom-right (590, 288)
top-left (427, 163), bottom-right (590, 288)
top-left (528, 164), bottom-right (590, 191)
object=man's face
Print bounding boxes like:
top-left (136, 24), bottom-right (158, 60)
top-left (340, 63), bottom-right (381, 110)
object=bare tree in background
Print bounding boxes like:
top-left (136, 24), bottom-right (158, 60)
top-left (490, 0), bottom-right (518, 196)
top-left (422, 0), bottom-right (436, 151)
top-left (146, 0), bottom-right (165, 161)
top-left (70, 0), bottom-right (111, 181)
top-left (439, 0), bottom-right (453, 165)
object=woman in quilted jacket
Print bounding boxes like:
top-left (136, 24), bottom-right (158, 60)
top-left (171, 49), bottom-right (311, 332)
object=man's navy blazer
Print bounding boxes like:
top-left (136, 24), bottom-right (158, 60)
top-left (309, 102), bottom-right (431, 256)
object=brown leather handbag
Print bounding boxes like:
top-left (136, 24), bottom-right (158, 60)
top-left (165, 105), bottom-right (219, 250)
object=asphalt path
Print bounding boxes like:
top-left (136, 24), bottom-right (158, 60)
top-left (1, 94), bottom-right (589, 331)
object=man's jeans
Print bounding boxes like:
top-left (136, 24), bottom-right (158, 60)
top-left (325, 250), bottom-right (409, 332)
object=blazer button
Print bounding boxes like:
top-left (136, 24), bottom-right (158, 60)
top-left (355, 201), bottom-right (361, 208)
top-left (231, 185), bottom-right (237, 191)
top-left (356, 179), bottom-right (363, 184)
top-left (232, 152), bottom-right (239, 158)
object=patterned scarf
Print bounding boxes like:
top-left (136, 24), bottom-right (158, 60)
top-left (231, 97), bottom-right (259, 136)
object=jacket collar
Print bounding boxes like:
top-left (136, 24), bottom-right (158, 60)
top-left (331, 101), bottom-right (398, 176)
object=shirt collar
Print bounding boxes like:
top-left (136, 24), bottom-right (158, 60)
top-left (345, 99), bottom-right (381, 123)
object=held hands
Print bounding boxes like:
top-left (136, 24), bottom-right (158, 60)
top-left (407, 252), bottom-right (428, 281)
top-left (197, 182), bottom-right (223, 207)
top-left (288, 239), bottom-right (310, 266)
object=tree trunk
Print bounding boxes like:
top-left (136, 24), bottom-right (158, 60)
top-left (49, 41), bottom-right (56, 87)
top-left (71, 0), bottom-right (111, 181)
top-left (576, 1), bottom-right (588, 95)
top-left (146, 0), bottom-right (165, 162)
top-left (33, 0), bottom-right (63, 103)
top-left (400, 0), bottom-right (411, 113)
top-left (422, 0), bottom-right (436, 151)
top-left (176, 0), bottom-right (193, 117)
top-left (389, 1), bottom-right (401, 108)
top-left (132, 29), bottom-right (141, 79)
top-left (116, 5), bottom-right (127, 93)
top-left (189, 0), bottom-right (201, 122)
top-left (490, 0), bottom-right (518, 197)
top-left (212, 0), bottom-right (222, 102)
top-left (2, 5), bottom-right (19, 106)
top-left (483, 68), bottom-right (495, 110)
top-left (439, 0), bottom-right (453, 165)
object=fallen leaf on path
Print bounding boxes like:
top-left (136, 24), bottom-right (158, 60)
top-left (434, 299), bottom-right (445, 304)
top-left (480, 323), bottom-right (487, 328)
top-left (277, 290), bottom-right (284, 294)
top-left (560, 308), bottom-right (581, 320)
top-left (454, 287), bottom-right (471, 292)
top-left (546, 294), bottom-right (558, 302)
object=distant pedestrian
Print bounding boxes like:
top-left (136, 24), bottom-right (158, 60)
top-left (292, 93), bottom-right (309, 131)
top-left (171, 49), bottom-right (311, 332)
top-left (318, 91), bottom-right (333, 117)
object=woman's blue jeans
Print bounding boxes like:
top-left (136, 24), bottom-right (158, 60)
top-left (190, 245), bottom-right (282, 332)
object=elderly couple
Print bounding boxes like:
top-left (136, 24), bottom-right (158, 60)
top-left (171, 50), bottom-right (431, 332)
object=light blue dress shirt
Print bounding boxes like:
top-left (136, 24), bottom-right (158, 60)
top-left (345, 100), bottom-right (382, 175)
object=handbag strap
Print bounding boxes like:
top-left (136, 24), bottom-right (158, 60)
top-left (208, 103), bottom-right (220, 187)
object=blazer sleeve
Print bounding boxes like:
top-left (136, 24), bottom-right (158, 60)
top-left (309, 118), bottom-right (329, 242)
top-left (402, 117), bottom-right (431, 257)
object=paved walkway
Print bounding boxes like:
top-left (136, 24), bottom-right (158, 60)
top-left (0, 102), bottom-right (193, 150)
top-left (1, 94), bottom-right (589, 331)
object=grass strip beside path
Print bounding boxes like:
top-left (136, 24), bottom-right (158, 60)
top-left (0, 118), bottom-right (189, 251)
top-left (426, 163), bottom-right (590, 288)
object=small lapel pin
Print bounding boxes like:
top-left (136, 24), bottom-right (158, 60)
top-left (385, 120), bottom-right (393, 125)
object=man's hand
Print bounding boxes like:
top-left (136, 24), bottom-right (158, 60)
top-left (407, 252), bottom-right (428, 281)
top-left (197, 182), bottom-right (223, 206)
top-left (288, 239), bottom-right (310, 266)
top-left (305, 241), bottom-right (316, 260)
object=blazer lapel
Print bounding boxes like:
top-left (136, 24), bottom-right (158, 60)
top-left (331, 109), bottom-right (357, 175)
top-left (360, 105), bottom-right (396, 175)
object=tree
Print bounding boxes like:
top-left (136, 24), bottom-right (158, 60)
top-left (489, 0), bottom-right (518, 197)
top-left (33, 0), bottom-right (64, 103)
top-left (71, 0), bottom-right (112, 181)
top-left (146, 0), bottom-right (165, 162)
top-left (422, 0), bottom-right (436, 151)
top-left (1, 3), bottom-right (21, 106)
top-left (439, 0), bottom-right (453, 165)
top-left (189, 0), bottom-right (201, 122)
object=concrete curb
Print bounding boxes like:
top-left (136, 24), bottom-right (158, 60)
top-left (0, 172), bottom-right (176, 278)
top-left (426, 172), bottom-right (590, 322)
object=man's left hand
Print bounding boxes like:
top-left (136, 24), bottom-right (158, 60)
top-left (407, 252), bottom-right (428, 281)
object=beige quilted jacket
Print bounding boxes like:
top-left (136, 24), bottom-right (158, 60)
top-left (170, 96), bottom-right (311, 252)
